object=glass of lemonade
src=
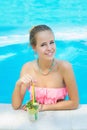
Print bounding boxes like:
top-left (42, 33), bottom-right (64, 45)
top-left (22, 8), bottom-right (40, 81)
top-left (26, 101), bottom-right (39, 121)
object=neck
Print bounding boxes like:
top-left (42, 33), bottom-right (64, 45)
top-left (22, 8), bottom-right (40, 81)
top-left (37, 58), bottom-right (55, 75)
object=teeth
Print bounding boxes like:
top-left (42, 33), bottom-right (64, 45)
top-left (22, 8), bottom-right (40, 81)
top-left (47, 53), bottom-right (52, 56)
top-left (45, 52), bottom-right (54, 56)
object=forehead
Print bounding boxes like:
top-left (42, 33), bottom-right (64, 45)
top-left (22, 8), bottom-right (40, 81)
top-left (35, 30), bottom-right (54, 42)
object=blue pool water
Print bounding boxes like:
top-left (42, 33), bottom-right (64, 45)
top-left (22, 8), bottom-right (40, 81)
top-left (0, 41), bottom-right (87, 104)
top-left (0, 0), bottom-right (87, 104)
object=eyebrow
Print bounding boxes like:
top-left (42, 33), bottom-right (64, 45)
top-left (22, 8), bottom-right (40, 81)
top-left (41, 42), bottom-right (47, 44)
top-left (41, 40), bottom-right (54, 44)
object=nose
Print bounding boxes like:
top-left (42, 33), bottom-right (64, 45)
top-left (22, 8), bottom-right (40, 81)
top-left (47, 44), bottom-right (51, 50)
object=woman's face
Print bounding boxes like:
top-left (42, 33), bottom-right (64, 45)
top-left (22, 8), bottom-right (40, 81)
top-left (33, 30), bottom-right (56, 60)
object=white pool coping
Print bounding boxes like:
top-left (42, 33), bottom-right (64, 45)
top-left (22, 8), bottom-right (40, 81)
top-left (0, 104), bottom-right (87, 130)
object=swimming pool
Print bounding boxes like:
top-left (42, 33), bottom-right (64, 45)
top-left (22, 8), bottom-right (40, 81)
top-left (0, 0), bottom-right (87, 104)
top-left (0, 40), bottom-right (87, 104)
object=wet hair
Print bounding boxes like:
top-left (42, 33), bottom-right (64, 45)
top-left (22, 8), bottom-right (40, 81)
top-left (29, 25), bottom-right (53, 46)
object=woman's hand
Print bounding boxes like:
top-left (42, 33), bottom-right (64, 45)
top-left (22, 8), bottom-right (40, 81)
top-left (38, 104), bottom-right (43, 112)
top-left (16, 74), bottom-right (33, 90)
top-left (21, 105), bottom-right (27, 111)
top-left (21, 104), bottom-right (43, 112)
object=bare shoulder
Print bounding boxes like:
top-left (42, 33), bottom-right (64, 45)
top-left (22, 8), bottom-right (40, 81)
top-left (60, 60), bottom-right (72, 70)
top-left (22, 61), bottom-right (33, 70)
top-left (56, 60), bottom-right (72, 73)
top-left (20, 61), bottom-right (35, 76)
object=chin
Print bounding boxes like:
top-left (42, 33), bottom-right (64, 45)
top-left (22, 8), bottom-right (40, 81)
top-left (46, 56), bottom-right (54, 61)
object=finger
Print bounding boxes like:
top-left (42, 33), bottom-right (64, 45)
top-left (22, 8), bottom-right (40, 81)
top-left (20, 75), bottom-right (32, 84)
top-left (16, 79), bottom-right (22, 86)
top-left (25, 74), bottom-right (32, 81)
top-left (32, 80), bottom-right (37, 86)
top-left (21, 105), bottom-right (27, 111)
top-left (38, 104), bottom-right (43, 112)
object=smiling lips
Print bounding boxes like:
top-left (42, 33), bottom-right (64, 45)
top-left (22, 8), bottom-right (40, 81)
top-left (45, 51), bottom-right (54, 57)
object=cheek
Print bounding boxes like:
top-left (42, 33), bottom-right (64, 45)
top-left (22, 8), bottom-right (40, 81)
top-left (53, 44), bottom-right (56, 50)
top-left (39, 47), bottom-right (45, 52)
top-left (37, 48), bottom-right (44, 55)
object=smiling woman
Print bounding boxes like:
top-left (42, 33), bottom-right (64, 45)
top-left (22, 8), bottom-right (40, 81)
top-left (12, 25), bottom-right (79, 111)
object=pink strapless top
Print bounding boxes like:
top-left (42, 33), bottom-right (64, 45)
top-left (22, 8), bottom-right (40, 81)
top-left (28, 87), bottom-right (68, 105)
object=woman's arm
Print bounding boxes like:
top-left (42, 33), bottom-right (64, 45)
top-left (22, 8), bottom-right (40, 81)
top-left (12, 80), bottom-right (26, 109)
top-left (12, 64), bottom-right (33, 109)
top-left (42, 62), bottom-right (79, 111)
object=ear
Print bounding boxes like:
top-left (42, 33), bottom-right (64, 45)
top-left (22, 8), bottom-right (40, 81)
top-left (32, 45), bottom-right (36, 51)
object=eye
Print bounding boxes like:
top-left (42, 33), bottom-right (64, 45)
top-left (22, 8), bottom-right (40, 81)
top-left (41, 43), bottom-right (46, 47)
top-left (41, 44), bottom-right (45, 47)
top-left (50, 41), bottom-right (54, 44)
